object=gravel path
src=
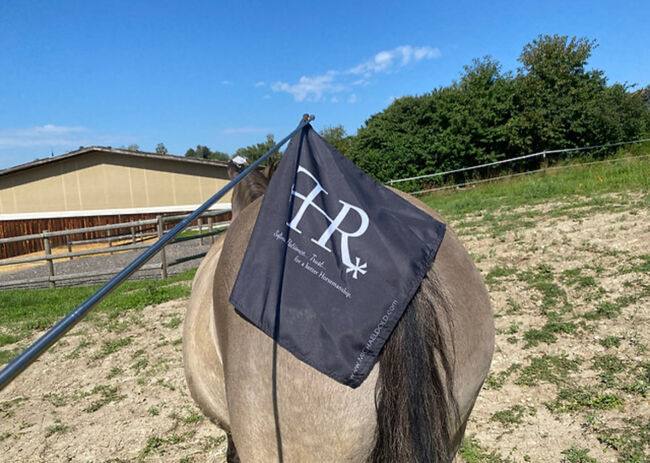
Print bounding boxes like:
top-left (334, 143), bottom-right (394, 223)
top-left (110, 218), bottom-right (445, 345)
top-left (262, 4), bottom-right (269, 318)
top-left (0, 238), bottom-right (215, 289)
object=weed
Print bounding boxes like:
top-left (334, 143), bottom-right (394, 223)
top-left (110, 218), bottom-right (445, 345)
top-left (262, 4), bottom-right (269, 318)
top-left (200, 435), bottom-right (227, 452)
top-left (485, 266), bottom-right (518, 286)
top-left (598, 418), bottom-right (649, 463)
top-left (458, 434), bottom-right (515, 463)
top-left (546, 387), bottom-right (624, 413)
top-left (44, 419), bottom-right (69, 438)
top-left (518, 265), bottom-right (567, 313)
top-left (0, 431), bottom-right (11, 442)
top-left (43, 392), bottom-right (68, 407)
top-left (83, 385), bottom-right (126, 413)
top-left (622, 360), bottom-right (649, 397)
top-left (162, 314), bottom-right (182, 329)
top-left (106, 366), bottom-right (123, 379)
top-left (139, 434), bottom-right (185, 460)
top-left (599, 336), bottom-right (622, 349)
top-left (515, 354), bottom-right (581, 387)
top-left (505, 298), bottom-right (522, 315)
top-left (523, 320), bottom-right (576, 348)
top-left (181, 409), bottom-right (204, 424)
top-left (65, 337), bottom-right (95, 360)
top-left (490, 405), bottom-right (526, 427)
top-left (92, 337), bottom-right (132, 360)
top-left (485, 364), bottom-right (521, 390)
top-left (131, 357), bottom-right (149, 373)
top-left (147, 406), bottom-right (160, 416)
top-left (560, 446), bottom-right (598, 463)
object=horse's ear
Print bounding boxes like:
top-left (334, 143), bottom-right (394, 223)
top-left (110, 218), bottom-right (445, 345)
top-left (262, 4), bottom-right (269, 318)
top-left (227, 160), bottom-right (247, 180)
top-left (262, 159), bottom-right (280, 180)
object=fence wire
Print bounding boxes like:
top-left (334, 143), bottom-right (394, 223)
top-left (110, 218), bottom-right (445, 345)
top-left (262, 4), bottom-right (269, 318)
top-left (385, 137), bottom-right (650, 192)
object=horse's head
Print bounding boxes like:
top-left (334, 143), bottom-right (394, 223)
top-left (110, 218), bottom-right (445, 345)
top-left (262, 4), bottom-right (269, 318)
top-left (228, 158), bottom-right (279, 219)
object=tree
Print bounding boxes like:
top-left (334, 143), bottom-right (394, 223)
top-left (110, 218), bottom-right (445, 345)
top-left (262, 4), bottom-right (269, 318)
top-left (155, 143), bottom-right (168, 155)
top-left (320, 125), bottom-right (353, 154)
top-left (233, 134), bottom-right (279, 165)
top-left (184, 145), bottom-right (230, 161)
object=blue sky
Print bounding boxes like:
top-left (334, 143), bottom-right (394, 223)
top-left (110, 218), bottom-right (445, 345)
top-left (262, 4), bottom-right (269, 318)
top-left (1, 0), bottom-right (648, 170)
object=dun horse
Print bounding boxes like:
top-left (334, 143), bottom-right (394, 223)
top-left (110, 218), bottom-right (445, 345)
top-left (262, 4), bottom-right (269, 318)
top-left (183, 160), bottom-right (494, 462)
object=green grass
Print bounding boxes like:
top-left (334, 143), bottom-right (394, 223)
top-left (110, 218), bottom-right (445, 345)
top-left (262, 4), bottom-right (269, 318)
top-left (546, 387), bottom-right (624, 413)
top-left (421, 155), bottom-right (650, 218)
top-left (560, 446), bottom-right (598, 463)
top-left (83, 385), bottom-right (126, 413)
top-left (459, 434), bottom-right (515, 463)
top-left (0, 269), bottom-right (196, 365)
top-left (515, 354), bottom-right (581, 387)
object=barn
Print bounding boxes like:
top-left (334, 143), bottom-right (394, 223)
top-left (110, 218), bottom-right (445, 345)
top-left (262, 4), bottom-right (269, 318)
top-left (0, 146), bottom-right (232, 258)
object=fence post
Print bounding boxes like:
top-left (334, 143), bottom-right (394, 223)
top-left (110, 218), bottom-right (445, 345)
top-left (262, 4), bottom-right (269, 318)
top-left (198, 217), bottom-right (204, 245)
top-left (157, 216), bottom-right (168, 279)
top-left (131, 226), bottom-right (136, 244)
top-left (208, 217), bottom-right (214, 244)
top-left (43, 231), bottom-right (55, 288)
top-left (66, 235), bottom-right (73, 260)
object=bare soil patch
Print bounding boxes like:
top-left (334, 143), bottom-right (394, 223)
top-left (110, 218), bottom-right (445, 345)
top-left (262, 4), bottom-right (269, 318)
top-left (1, 192), bottom-right (648, 462)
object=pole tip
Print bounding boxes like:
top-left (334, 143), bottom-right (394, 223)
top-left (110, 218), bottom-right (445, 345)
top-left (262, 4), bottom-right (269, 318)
top-left (302, 114), bottom-right (315, 123)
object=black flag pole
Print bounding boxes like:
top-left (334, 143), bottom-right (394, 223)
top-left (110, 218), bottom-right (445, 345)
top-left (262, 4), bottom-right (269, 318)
top-left (0, 114), bottom-right (315, 392)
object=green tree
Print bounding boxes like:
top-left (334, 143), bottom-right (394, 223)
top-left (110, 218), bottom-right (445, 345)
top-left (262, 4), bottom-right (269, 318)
top-left (233, 134), bottom-right (279, 165)
top-left (319, 125), bottom-right (353, 154)
top-left (184, 145), bottom-right (229, 161)
top-left (155, 143), bottom-right (168, 155)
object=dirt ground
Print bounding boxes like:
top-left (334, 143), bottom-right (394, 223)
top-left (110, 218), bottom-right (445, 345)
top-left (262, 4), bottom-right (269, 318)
top-left (0, 192), bottom-right (648, 462)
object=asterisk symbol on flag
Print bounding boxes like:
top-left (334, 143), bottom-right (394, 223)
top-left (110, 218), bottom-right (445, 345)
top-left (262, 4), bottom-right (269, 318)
top-left (346, 257), bottom-right (367, 279)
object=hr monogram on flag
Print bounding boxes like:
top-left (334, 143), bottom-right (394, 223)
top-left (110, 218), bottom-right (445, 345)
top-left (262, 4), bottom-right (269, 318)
top-left (287, 165), bottom-right (369, 279)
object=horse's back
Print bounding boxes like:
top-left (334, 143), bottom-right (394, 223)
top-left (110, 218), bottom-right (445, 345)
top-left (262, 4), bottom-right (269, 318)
top-left (213, 198), bottom-right (379, 462)
top-left (211, 193), bottom-right (493, 461)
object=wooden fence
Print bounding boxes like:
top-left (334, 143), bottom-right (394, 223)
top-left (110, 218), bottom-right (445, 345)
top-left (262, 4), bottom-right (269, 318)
top-left (0, 211), bottom-right (230, 289)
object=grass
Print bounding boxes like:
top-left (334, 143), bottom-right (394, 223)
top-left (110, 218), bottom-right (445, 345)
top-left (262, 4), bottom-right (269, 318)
top-left (83, 385), bottom-right (126, 413)
top-left (546, 387), bottom-right (624, 413)
top-left (560, 446), bottom-right (598, 463)
top-left (421, 155), bottom-right (650, 219)
top-left (515, 354), bottom-right (581, 387)
top-left (0, 269), bottom-right (196, 365)
top-left (459, 434), bottom-right (514, 463)
top-left (490, 405), bottom-right (528, 428)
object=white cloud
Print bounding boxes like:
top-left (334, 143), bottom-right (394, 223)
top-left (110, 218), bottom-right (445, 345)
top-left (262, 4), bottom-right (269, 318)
top-left (270, 45), bottom-right (440, 102)
top-left (0, 125), bottom-right (88, 148)
top-left (220, 80), bottom-right (233, 85)
top-left (254, 81), bottom-right (266, 87)
top-left (222, 127), bottom-right (271, 135)
top-left (271, 71), bottom-right (345, 102)
top-left (348, 46), bottom-right (441, 76)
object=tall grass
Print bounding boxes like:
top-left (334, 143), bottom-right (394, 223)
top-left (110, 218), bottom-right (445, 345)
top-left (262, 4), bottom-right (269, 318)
top-left (421, 154), bottom-right (650, 218)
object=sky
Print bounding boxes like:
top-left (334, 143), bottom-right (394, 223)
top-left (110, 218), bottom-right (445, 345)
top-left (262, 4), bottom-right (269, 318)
top-left (1, 0), bottom-right (648, 170)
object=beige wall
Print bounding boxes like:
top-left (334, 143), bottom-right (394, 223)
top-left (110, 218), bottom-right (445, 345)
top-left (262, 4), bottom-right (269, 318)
top-left (0, 151), bottom-right (231, 214)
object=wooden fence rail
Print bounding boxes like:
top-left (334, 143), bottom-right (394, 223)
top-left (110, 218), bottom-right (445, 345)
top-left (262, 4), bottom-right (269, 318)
top-left (0, 210), bottom-right (230, 289)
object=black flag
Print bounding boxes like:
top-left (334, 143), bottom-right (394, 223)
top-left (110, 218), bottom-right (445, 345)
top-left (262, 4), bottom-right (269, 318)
top-left (229, 125), bottom-right (446, 388)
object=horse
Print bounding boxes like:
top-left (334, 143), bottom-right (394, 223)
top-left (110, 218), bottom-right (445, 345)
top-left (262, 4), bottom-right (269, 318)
top-left (183, 159), bottom-right (494, 462)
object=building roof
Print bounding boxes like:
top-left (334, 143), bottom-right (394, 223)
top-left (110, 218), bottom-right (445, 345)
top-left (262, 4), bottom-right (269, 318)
top-left (0, 146), bottom-right (229, 178)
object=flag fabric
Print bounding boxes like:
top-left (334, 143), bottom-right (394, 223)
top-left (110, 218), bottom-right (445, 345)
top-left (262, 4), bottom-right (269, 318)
top-left (229, 124), bottom-right (446, 388)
